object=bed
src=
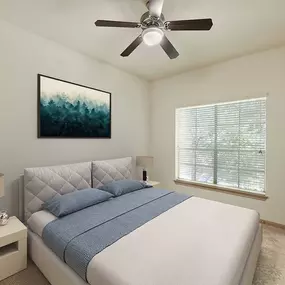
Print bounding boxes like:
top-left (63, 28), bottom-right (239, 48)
top-left (24, 157), bottom-right (262, 285)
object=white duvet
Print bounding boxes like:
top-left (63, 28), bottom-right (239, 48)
top-left (28, 197), bottom-right (259, 285)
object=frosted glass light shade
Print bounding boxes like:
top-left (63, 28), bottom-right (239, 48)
top-left (136, 156), bottom-right (154, 169)
top-left (0, 174), bottom-right (4, 198)
top-left (142, 28), bottom-right (164, 46)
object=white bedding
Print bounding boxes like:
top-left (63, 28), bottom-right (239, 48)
top-left (28, 210), bottom-right (56, 237)
top-left (27, 197), bottom-right (260, 285)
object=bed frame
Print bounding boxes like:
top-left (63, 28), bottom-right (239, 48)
top-left (28, 225), bottom-right (262, 285)
top-left (24, 158), bottom-right (261, 285)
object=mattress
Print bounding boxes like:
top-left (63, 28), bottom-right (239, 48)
top-left (27, 196), bottom-right (260, 285)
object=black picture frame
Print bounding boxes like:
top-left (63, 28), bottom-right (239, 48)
top-left (37, 74), bottom-right (112, 139)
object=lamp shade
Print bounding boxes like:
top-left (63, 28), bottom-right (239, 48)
top-left (136, 156), bottom-right (154, 169)
top-left (0, 174), bottom-right (4, 198)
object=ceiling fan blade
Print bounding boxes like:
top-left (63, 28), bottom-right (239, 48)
top-left (160, 36), bottom-right (179, 59)
top-left (121, 36), bottom-right (143, 57)
top-left (166, 18), bottom-right (213, 31)
top-left (148, 0), bottom-right (164, 18)
top-left (95, 20), bottom-right (140, 28)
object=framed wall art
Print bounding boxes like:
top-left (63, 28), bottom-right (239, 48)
top-left (38, 74), bottom-right (111, 138)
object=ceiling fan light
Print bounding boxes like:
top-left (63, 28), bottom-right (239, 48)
top-left (142, 28), bottom-right (164, 46)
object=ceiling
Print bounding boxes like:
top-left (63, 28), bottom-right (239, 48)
top-left (0, 0), bottom-right (285, 80)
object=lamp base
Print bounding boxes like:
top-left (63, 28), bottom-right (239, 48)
top-left (142, 170), bottom-right (148, 181)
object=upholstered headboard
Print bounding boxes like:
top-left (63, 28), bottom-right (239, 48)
top-left (24, 157), bottom-right (132, 222)
top-left (92, 157), bottom-right (132, 188)
top-left (24, 162), bottom-right (92, 221)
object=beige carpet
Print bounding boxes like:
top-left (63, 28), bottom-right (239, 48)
top-left (1, 224), bottom-right (285, 285)
top-left (253, 225), bottom-right (285, 285)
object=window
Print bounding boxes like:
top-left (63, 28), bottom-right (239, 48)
top-left (175, 98), bottom-right (266, 193)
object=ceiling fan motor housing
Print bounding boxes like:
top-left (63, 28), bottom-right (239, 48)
top-left (140, 12), bottom-right (165, 30)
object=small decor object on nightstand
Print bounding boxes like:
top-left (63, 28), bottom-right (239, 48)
top-left (0, 211), bottom-right (9, 226)
top-left (0, 174), bottom-right (9, 226)
top-left (136, 156), bottom-right (154, 181)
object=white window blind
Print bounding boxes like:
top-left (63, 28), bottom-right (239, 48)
top-left (176, 98), bottom-right (266, 193)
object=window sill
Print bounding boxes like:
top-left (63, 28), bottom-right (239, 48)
top-left (174, 179), bottom-right (268, 201)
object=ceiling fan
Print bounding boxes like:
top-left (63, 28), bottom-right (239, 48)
top-left (95, 0), bottom-right (213, 59)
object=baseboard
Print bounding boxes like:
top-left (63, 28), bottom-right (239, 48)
top-left (260, 219), bottom-right (285, 230)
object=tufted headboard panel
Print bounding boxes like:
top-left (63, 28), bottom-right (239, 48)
top-left (24, 157), bottom-right (133, 222)
top-left (24, 162), bottom-right (91, 222)
top-left (92, 157), bottom-right (132, 188)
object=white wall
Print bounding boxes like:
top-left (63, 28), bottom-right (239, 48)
top-left (150, 46), bottom-right (285, 224)
top-left (0, 19), bottom-right (150, 216)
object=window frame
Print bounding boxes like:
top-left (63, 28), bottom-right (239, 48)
top-left (175, 98), bottom-right (268, 200)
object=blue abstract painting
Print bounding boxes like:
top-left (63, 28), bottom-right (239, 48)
top-left (38, 75), bottom-right (111, 138)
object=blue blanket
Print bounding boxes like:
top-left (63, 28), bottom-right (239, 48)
top-left (42, 188), bottom-right (190, 280)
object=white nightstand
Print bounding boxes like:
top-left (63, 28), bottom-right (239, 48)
top-left (147, 181), bottom-right (160, 187)
top-left (0, 216), bottom-right (27, 281)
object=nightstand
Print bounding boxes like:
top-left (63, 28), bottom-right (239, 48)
top-left (147, 181), bottom-right (160, 187)
top-left (0, 216), bottom-right (27, 281)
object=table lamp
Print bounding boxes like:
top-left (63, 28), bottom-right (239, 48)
top-left (0, 173), bottom-right (9, 226)
top-left (136, 156), bottom-right (153, 181)
top-left (0, 174), bottom-right (4, 199)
